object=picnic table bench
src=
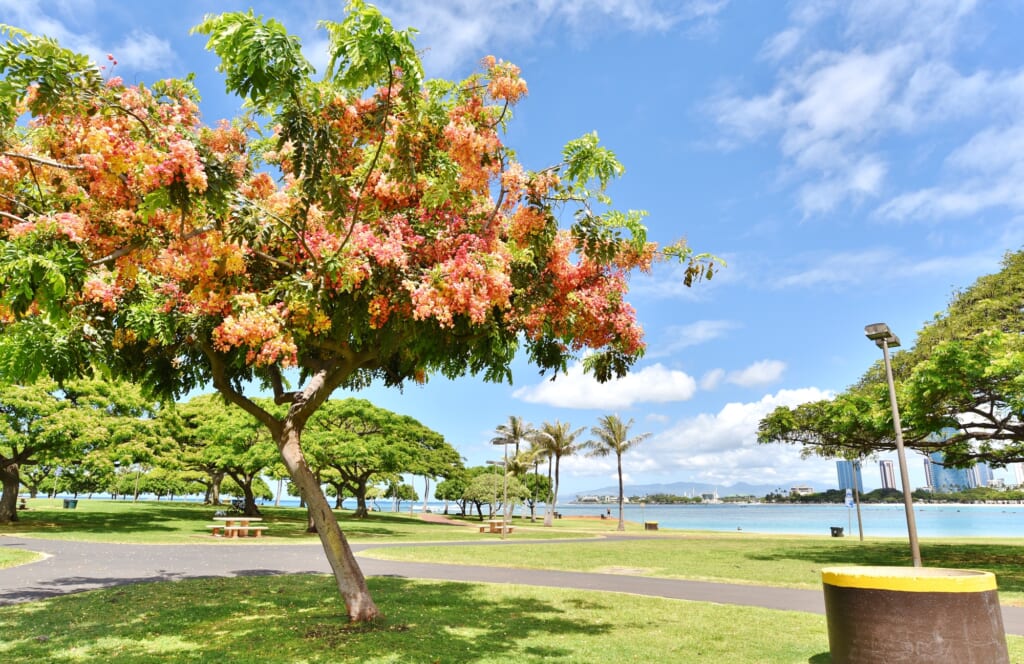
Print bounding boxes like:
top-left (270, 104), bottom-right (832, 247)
top-left (206, 516), bottom-right (267, 538)
top-left (478, 520), bottom-right (514, 534)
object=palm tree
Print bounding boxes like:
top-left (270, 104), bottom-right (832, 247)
top-left (490, 415), bottom-right (533, 456)
top-left (536, 420), bottom-right (585, 527)
top-left (587, 415), bottom-right (650, 532)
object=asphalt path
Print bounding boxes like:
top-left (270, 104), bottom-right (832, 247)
top-left (2, 535), bottom-right (1022, 636)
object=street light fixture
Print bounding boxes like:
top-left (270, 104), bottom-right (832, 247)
top-left (865, 322), bottom-right (922, 567)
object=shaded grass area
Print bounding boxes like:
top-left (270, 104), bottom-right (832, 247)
top-left (362, 534), bottom-right (1024, 605)
top-left (3, 499), bottom-right (586, 544)
top-left (0, 548), bottom-right (40, 569)
top-left (0, 574), bottom-right (844, 663)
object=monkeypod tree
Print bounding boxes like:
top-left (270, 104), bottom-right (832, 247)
top-left (0, 3), bottom-right (715, 620)
top-left (0, 378), bottom-right (161, 522)
top-left (760, 250), bottom-right (1024, 470)
top-left (304, 398), bottom-right (458, 518)
top-left (177, 393), bottom-right (281, 516)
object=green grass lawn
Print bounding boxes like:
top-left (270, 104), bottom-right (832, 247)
top-left (4, 500), bottom-right (1024, 662)
top-left (0, 574), bottom-right (838, 663)
top-left (0, 548), bottom-right (40, 569)
top-left (4, 498), bottom-right (590, 544)
top-left (362, 534), bottom-right (1024, 605)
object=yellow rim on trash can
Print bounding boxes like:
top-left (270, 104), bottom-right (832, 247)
top-left (822, 566), bottom-right (997, 593)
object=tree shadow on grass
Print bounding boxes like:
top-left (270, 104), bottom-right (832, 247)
top-left (0, 574), bottom-right (614, 663)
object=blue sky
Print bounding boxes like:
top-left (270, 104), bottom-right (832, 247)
top-left (7, 1), bottom-right (1024, 497)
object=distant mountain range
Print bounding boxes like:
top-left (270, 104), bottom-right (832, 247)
top-left (572, 480), bottom-right (831, 500)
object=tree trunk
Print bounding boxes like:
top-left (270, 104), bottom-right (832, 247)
top-left (353, 480), bottom-right (369, 518)
top-left (210, 471), bottom-right (224, 505)
top-left (278, 423), bottom-right (380, 622)
top-left (240, 476), bottom-right (261, 517)
top-left (616, 454), bottom-right (625, 532)
top-left (0, 463), bottom-right (20, 524)
top-left (543, 459), bottom-right (554, 526)
top-left (548, 457), bottom-right (561, 527)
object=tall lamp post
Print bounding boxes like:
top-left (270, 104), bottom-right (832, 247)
top-left (865, 323), bottom-right (922, 567)
top-left (486, 459), bottom-right (507, 540)
top-left (492, 439), bottom-right (510, 536)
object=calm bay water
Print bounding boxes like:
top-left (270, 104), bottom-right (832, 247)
top-left (550, 502), bottom-right (1024, 538)
top-left (94, 494), bottom-right (1024, 538)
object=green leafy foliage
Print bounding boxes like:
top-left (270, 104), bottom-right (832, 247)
top-left (320, 0), bottom-right (423, 102)
top-left (192, 11), bottom-right (313, 111)
top-left (762, 250), bottom-right (1024, 469)
top-left (0, 24), bottom-right (103, 125)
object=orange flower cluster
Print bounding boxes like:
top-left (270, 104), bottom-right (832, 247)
top-left (212, 298), bottom-right (297, 367)
top-left (482, 56), bottom-right (528, 103)
top-left (0, 45), bottom-right (652, 383)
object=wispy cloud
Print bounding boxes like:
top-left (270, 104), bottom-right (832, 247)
top-left (646, 320), bottom-right (739, 359)
top-left (878, 119), bottom-right (1024, 221)
top-left (773, 247), bottom-right (1004, 290)
top-left (379, 0), bottom-right (727, 75)
top-left (112, 30), bottom-right (176, 71)
top-left (0, 0), bottom-right (175, 73)
top-left (512, 361), bottom-right (697, 409)
top-left (708, 1), bottom-right (1024, 219)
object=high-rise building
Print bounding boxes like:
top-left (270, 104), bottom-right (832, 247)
top-left (836, 460), bottom-right (864, 494)
top-left (976, 462), bottom-right (995, 487)
top-left (1013, 463), bottom-right (1024, 487)
top-left (928, 452), bottom-right (973, 493)
top-left (923, 458), bottom-right (934, 490)
top-left (879, 460), bottom-right (896, 490)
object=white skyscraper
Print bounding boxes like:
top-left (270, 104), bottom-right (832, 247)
top-left (879, 460), bottom-right (896, 490)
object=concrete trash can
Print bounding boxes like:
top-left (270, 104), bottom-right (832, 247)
top-left (62, 499), bottom-right (78, 509)
top-left (822, 566), bottom-right (1008, 664)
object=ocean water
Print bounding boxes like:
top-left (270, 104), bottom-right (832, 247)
top-left (549, 502), bottom-right (1024, 538)
top-left (72, 494), bottom-right (1024, 538)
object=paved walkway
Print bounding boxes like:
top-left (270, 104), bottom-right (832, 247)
top-left (2, 534), bottom-right (1023, 636)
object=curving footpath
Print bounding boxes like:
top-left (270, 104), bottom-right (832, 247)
top-left (2, 534), bottom-right (1023, 636)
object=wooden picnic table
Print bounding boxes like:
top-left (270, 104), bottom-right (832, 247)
top-left (479, 519), bottom-right (514, 534)
top-left (207, 516), bottom-right (266, 538)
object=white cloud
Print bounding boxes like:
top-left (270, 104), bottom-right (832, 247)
top-left (773, 247), bottom-right (1002, 290)
top-left (948, 124), bottom-right (1024, 173)
top-left (726, 359), bottom-right (786, 387)
top-left (700, 368), bottom-right (725, 390)
top-left (629, 257), bottom-right (738, 301)
top-left (877, 121), bottom-right (1024, 221)
top-left (512, 362), bottom-right (697, 409)
top-left (112, 30), bottom-right (175, 71)
top-left (0, 1), bottom-right (175, 73)
top-left (707, 1), bottom-right (1024, 218)
top-left (647, 320), bottom-right (738, 359)
top-left (562, 386), bottom-right (834, 486)
top-left (760, 27), bottom-right (802, 62)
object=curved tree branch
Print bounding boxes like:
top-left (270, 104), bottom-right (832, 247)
top-left (1, 151), bottom-right (85, 171)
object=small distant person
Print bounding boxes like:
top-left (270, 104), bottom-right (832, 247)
top-left (606, 508), bottom-right (611, 516)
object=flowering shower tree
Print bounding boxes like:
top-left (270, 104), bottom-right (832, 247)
top-left (0, 3), bottom-right (716, 621)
